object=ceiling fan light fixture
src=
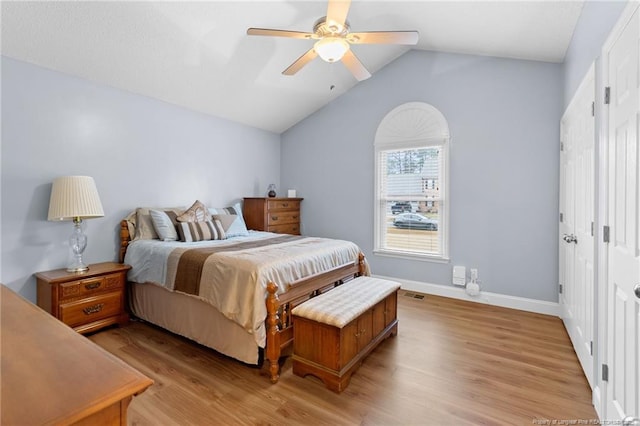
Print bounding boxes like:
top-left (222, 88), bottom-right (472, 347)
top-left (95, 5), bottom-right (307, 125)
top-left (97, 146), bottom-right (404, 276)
top-left (314, 37), bottom-right (349, 62)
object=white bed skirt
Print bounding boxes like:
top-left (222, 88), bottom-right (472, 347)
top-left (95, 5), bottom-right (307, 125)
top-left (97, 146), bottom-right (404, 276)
top-left (129, 282), bottom-right (261, 365)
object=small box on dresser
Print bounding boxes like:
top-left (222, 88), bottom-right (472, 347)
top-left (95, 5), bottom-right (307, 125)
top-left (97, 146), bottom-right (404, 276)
top-left (36, 262), bottom-right (131, 334)
top-left (243, 197), bottom-right (303, 235)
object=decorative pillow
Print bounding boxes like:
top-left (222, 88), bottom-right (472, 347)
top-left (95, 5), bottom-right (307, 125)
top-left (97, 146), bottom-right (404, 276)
top-left (208, 202), bottom-right (249, 237)
top-left (211, 214), bottom-right (238, 232)
top-left (124, 210), bottom-right (137, 241)
top-left (177, 219), bottom-right (226, 242)
top-left (177, 200), bottom-right (208, 223)
top-left (134, 207), bottom-right (184, 240)
top-left (149, 209), bottom-right (179, 241)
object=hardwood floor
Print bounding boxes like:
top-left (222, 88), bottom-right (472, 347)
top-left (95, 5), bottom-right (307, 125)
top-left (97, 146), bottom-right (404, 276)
top-left (89, 293), bottom-right (597, 425)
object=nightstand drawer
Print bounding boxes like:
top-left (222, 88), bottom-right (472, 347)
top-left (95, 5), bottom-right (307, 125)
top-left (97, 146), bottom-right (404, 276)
top-left (267, 199), bottom-right (300, 211)
top-left (60, 292), bottom-right (122, 328)
top-left (268, 223), bottom-right (300, 235)
top-left (58, 273), bottom-right (124, 300)
top-left (267, 210), bottom-right (300, 225)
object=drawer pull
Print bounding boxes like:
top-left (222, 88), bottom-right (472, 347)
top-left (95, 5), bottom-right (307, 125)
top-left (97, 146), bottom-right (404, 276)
top-left (282, 203), bottom-right (289, 207)
top-left (83, 304), bottom-right (104, 315)
top-left (271, 216), bottom-right (278, 221)
top-left (85, 282), bottom-right (101, 290)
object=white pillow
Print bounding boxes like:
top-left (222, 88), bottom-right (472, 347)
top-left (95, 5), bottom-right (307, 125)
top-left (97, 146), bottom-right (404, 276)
top-left (149, 209), bottom-right (179, 241)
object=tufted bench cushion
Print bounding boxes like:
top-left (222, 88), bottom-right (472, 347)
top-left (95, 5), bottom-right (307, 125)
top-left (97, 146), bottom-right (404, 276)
top-left (291, 276), bottom-right (400, 328)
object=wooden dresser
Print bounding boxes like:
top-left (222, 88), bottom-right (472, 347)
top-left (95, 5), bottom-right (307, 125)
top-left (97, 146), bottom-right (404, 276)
top-left (0, 284), bottom-right (153, 425)
top-left (243, 197), bottom-right (303, 235)
top-left (36, 262), bottom-right (131, 334)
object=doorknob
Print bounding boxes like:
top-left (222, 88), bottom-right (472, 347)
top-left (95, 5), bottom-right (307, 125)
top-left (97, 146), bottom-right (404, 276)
top-left (634, 283), bottom-right (640, 299)
top-left (622, 416), bottom-right (640, 426)
top-left (563, 234), bottom-right (578, 244)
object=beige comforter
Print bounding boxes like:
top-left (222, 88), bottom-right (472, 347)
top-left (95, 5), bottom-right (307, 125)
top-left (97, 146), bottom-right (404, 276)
top-left (127, 234), bottom-right (364, 347)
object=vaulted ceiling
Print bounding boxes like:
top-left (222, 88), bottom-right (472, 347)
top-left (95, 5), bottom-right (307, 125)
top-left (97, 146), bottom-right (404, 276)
top-left (1, 1), bottom-right (584, 133)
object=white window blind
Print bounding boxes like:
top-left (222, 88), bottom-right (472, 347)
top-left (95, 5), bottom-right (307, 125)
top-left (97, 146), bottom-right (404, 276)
top-left (374, 103), bottom-right (449, 260)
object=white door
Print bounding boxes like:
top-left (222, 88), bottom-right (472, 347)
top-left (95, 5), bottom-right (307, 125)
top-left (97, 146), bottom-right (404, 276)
top-left (560, 65), bottom-right (596, 387)
top-left (605, 5), bottom-right (640, 421)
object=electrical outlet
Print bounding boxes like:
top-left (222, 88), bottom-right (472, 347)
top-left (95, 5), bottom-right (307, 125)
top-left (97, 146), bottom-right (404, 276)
top-left (470, 268), bottom-right (478, 281)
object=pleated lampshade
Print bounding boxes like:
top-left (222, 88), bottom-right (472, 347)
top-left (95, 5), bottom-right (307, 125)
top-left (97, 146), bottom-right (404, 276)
top-left (48, 176), bottom-right (105, 221)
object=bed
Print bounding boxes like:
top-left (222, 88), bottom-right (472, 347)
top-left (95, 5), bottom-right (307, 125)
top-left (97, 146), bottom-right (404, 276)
top-left (119, 206), bottom-right (367, 383)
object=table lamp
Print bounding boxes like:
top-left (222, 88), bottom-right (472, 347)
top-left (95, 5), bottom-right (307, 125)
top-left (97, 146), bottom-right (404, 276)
top-left (47, 176), bottom-right (104, 272)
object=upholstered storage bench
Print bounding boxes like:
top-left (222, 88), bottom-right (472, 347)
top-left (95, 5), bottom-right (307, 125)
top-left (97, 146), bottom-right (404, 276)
top-left (291, 276), bottom-right (400, 392)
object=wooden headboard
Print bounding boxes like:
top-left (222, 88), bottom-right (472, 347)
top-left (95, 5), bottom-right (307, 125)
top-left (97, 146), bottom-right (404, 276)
top-left (119, 220), bottom-right (131, 263)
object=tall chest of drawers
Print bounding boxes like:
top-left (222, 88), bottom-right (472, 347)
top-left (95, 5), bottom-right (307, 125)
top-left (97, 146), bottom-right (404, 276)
top-left (243, 197), bottom-right (303, 235)
top-left (36, 262), bottom-right (131, 334)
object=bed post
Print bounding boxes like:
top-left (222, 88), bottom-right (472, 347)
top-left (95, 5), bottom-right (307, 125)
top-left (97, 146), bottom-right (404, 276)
top-left (119, 220), bottom-right (130, 264)
top-left (358, 252), bottom-right (366, 276)
top-left (265, 281), bottom-right (281, 383)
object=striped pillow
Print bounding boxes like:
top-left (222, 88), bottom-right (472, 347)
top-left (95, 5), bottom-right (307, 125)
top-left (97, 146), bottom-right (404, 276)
top-left (177, 219), bottom-right (226, 242)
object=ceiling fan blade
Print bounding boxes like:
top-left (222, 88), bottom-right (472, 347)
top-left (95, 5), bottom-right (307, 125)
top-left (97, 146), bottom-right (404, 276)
top-left (341, 49), bottom-right (371, 81)
top-left (326, 0), bottom-right (351, 28)
top-left (282, 48), bottom-right (318, 76)
top-left (247, 28), bottom-right (314, 40)
top-left (348, 31), bottom-right (419, 45)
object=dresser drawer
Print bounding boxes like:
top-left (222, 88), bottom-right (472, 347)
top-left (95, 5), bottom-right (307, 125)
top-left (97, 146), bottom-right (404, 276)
top-left (268, 223), bottom-right (300, 235)
top-left (59, 292), bottom-right (123, 327)
top-left (267, 199), bottom-right (300, 211)
top-left (267, 210), bottom-right (300, 226)
top-left (58, 273), bottom-right (124, 300)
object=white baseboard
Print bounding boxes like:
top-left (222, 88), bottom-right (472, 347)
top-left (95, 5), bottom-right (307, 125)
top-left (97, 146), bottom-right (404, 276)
top-left (373, 274), bottom-right (560, 317)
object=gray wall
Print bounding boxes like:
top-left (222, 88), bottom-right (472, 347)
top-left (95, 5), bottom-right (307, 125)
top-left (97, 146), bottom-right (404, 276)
top-left (1, 57), bottom-right (280, 301)
top-left (563, 0), bottom-right (627, 107)
top-left (281, 50), bottom-right (563, 302)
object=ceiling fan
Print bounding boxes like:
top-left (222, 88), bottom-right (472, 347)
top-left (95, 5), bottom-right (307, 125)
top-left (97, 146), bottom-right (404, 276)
top-left (247, 0), bottom-right (419, 81)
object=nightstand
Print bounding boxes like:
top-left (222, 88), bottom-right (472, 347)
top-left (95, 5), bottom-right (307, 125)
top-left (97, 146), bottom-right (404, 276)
top-left (243, 197), bottom-right (303, 234)
top-left (36, 262), bottom-right (131, 334)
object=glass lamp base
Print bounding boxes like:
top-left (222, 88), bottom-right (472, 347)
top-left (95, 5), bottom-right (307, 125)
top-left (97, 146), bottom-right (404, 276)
top-left (68, 218), bottom-right (89, 273)
top-left (66, 263), bottom-right (89, 273)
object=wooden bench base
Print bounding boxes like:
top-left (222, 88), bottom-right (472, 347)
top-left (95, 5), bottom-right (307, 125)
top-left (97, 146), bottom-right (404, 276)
top-left (292, 288), bottom-right (398, 393)
top-left (292, 320), bottom-right (397, 392)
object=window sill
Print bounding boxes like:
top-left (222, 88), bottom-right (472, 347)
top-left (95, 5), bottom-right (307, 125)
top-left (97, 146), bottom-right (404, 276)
top-left (373, 249), bottom-right (450, 264)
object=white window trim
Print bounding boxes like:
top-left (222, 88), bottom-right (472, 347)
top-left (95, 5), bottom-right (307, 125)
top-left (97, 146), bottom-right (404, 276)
top-left (373, 102), bottom-right (450, 261)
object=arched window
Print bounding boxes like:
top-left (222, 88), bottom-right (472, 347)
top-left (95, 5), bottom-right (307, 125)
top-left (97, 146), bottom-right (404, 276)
top-left (374, 102), bottom-right (450, 260)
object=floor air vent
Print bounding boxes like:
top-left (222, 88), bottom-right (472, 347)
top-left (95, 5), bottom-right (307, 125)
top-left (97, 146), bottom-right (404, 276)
top-left (404, 292), bottom-right (425, 300)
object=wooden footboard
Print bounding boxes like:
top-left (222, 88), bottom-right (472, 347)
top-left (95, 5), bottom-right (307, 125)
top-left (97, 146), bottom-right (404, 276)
top-left (265, 253), bottom-right (367, 383)
top-left (119, 219), bottom-right (366, 383)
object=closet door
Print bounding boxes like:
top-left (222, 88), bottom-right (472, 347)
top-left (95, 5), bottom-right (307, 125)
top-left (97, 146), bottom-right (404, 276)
top-left (604, 5), bottom-right (640, 420)
top-left (559, 64), bottom-right (596, 388)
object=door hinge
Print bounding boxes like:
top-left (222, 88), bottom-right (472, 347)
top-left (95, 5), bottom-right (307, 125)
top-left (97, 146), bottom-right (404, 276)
top-left (591, 221), bottom-right (594, 237)
top-left (590, 341), bottom-right (593, 356)
top-left (604, 87), bottom-right (611, 105)
top-left (560, 142), bottom-right (564, 152)
top-left (591, 101), bottom-right (595, 117)
top-left (602, 364), bottom-right (609, 382)
top-left (560, 212), bottom-right (564, 223)
top-left (559, 284), bottom-right (563, 294)
top-left (603, 225), bottom-right (610, 243)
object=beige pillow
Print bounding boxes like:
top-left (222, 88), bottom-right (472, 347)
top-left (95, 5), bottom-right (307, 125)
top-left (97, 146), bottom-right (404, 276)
top-left (177, 200), bottom-right (208, 222)
top-left (211, 214), bottom-right (238, 232)
top-left (124, 210), bottom-right (137, 241)
top-left (134, 207), bottom-right (184, 240)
